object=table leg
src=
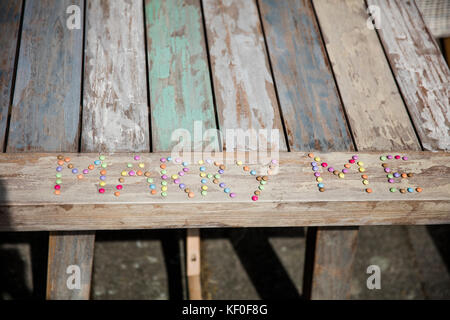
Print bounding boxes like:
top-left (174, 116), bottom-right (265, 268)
top-left (46, 232), bottom-right (95, 300)
top-left (304, 227), bottom-right (358, 300)
top-left (186, 229), bottom-right (202, 300)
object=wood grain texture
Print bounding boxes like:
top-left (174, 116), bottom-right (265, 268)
top-left (145, 0), bottom-right (218, 300)
top-left (0, 151), bottom-right (448, 231)
top-left (203, 0), bottom-right (286, 151)
top-left (313, 0), bottom-right (420, 151)
top-left (368, 0), bottom-right (450, 151)
top-left (46, 232), bottom-right (95, 299)
top-left (259, 0), bottom-right (352, 151)
top-left (308, 227), bottom-right (358, 299)
top-left (82, 0), bottom-right (149, 152)
top-left (8, 0), bottom-right (83, 152)
top-left (145, 0), bottom-right (217, 152)
top-left (0, 0), bottom-right (23, 150)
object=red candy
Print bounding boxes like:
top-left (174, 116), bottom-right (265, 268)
top-left (99, 188), bottom-right (105, 194)
top-left (116, 185), bottom-right (123, 190)
top-left (321, 162), bottom-right (328, 167)
top-left (252, 195), bottom-right (258, 201)
top-left (54, 185), bottom-right (61, 190)
top-left (349, 159), bottom-right (355, 164)
top-left (395, 155), bottom-right (401, 159)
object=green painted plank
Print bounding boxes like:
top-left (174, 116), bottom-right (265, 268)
top-left (145, 0), bottom-right (217, 152)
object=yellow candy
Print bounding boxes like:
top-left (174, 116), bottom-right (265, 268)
top-left (359, 167), bottom-right (365, 172)
top-left (198, 160), bottom-right (204, 165)
top-left (316, 177), bottom-right (323, 182)
top-left (362, 180), bottom-right (369, 185)
top-left (138, 163), bottom-right (145, 168)
top-left (314, 157), bottom-right (320, 162)
top-left (161, 186), bottom-right (168, 191)
top-left (200, 173), bottom-right (206, 177)
top-left (171, 174), bottom-right (178, 180)
top-left (338, 173), bottom-right (345, 178)
top-left (201, 185), bottom-right (208, 191)
top-left (99, 181), bottom-right (106, 187)
top-left (357, 161), bottom-right (364, 166)
top-left (236, 160), bottom-right (243, 166)
top-left (121, 171), bottom-right (127, 176)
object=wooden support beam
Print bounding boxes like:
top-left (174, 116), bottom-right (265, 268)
top-left (186, 229), bottom-right (202, 300)
top-left (0, 151), bottom-right (448, 231)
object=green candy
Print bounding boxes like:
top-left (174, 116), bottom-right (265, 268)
top-left (258, 185), bottom-right (264, 190)
top-left (201, 190), bottom-right (207, 196)
top-left (161, 192), bottom-right (167, 197)
top-left (101, 163), bottom-right (107, 168)
top-left (147, 178), bottom-right (154, 183)
top-left (380, 156), bottom-right (387, 161)
top-left (55, 179), bottom-right (62, 185)
top-left (161, 170), bottom-right (167, 174)
top-left (387, 174), bottom-right (393, 179)
top-left (56, 173), bottom-right (62, 178)
top-left (161, 181), bottom-right (167, 186)
top-left (390, 188), bottom-right (397, 192)
top-left (127, 163), bottom-right (133, 168)
top-left (99, 155), bottom-right (105, 161)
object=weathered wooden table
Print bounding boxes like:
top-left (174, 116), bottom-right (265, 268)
top-left (0, 0), bottom-right (448, 300)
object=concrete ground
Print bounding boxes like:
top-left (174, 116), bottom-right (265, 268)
top-left (1, 225), bottom-right (449, 300)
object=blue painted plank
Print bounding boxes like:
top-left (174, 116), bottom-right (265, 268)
top-left (7, 0), bottom-right (84, 152)
top-left (0, 0), bottom-right (23, 150)
top-left (259, 0), bottom-right (353, 151)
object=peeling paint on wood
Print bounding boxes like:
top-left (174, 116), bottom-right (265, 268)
top-left (368, 0), bottom-right (450, 151)
top-left (313, 0), bottom-right (421, 152)
top-left (259, 0), bottom-right (352, 152)
top-left (203, 0), bottom-right (286, 151)
top-left (146, 0), bottom-right (217, 152)
top-left (82, 0), bottom-right (150, 152)
top-left (8, 0), bottom-right (83, 152)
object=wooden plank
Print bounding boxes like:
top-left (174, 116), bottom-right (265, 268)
top-left (8, 0), bottom-right (83, 153)
top-left (259, 0), bottom-right (352, 152)
top-left (203, 0), bottom-right (286, 151)
top-left (46, 232), bottom-right (95, 299)
top-left (0, 0), bottom-right (23, 150)
top-left (145, 0), bottom-right (216, 152)
top-left (313, 0), bottom-right (420, 152)
top-left (83, 0), bottom-right (149, 152)
top-left (186, 228), bottom-right (202, 300)
top-left (367, 0), bottom-right (450, 151)
top-left (311, 0), bottom-right (423, 299)
top-left (145, 0), bottom-right (218, 300)
top-left (0, 151), bottom-right (448, 231)
top-left (259, 0), bottom-right (357, 300)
